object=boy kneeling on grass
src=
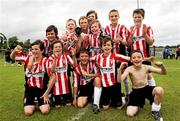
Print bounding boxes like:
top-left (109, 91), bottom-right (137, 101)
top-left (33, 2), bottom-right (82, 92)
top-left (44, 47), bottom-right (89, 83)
top-left (10, 40), bottom-right (50, 116)
top-left (118, 50), bottom-right (167, 121)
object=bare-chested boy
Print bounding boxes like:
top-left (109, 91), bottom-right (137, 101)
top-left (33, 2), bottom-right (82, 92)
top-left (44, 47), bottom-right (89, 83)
top-left (118, 50), bottom-right (166, 121)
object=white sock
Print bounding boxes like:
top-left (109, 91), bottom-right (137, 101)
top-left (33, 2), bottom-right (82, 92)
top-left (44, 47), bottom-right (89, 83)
top-left (152, 102), bottom-right (161, 111)
top-left (124, 78), bottom-right (130, 95)
top-left (93, 87), bottom-right (102, 107)
top-left (148, 78), bottom-right (156, 86)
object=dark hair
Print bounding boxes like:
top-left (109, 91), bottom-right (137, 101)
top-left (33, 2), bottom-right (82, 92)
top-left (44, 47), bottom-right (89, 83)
top-left (46, 25), bottom-right (58, 38)
top-left (130, 50), bottom-right (143, 58)
top-left (50, 40), bottom-right (63, 50)
top-left (66, 18), bottom-right (77, 27)
top-left (90, 20), bottom-right (101, 29)
top-left (133, 8), bottom-right (145, 18)
top-left (79, 48), bottom-right (89, 55)
top-left (78, 16), bottom-right (88, 25)
top-left (31, 40), bottom-right (44, 51)
top-left (109, 9), bottom-right (119, 17)
top-left (100, 35), bottom-right (113, 47)
top-left (86, 10), bottom-right (98, 19)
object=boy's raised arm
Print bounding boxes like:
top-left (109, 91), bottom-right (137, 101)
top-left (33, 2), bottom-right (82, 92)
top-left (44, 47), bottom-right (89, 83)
top-left (118, 62), bottom-right (129, 82)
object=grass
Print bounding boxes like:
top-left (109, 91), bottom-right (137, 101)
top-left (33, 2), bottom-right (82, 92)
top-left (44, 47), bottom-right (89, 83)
top-left (0, 57), bottom-right (180, 121)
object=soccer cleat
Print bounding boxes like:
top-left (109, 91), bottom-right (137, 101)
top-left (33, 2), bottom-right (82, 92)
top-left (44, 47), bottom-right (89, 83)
top-left (151, 111), bottom-right (163, 121)
top-left (93, 104), bottom-right (100, 114)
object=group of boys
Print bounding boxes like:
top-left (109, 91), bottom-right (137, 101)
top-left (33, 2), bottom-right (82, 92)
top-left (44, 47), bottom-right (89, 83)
top-left (10, 8), bottom-right (167, 121)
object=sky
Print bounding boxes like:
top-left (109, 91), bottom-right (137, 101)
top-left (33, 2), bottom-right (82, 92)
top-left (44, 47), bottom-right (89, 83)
top-left (0, 0), bottom-right (180, 46)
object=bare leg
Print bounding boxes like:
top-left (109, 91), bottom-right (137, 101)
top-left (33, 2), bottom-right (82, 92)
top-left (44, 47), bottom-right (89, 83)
top-left (126, 106), bottom-right (139, 117)
top-left (24, 105), bottom-right (35, 116)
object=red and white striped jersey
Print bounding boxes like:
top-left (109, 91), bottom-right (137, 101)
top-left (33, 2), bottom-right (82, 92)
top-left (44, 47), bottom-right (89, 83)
top-left (72, 62), bottom-right (97, 87)
top-left (130, 24), bottom-right (154, 58)
top-left (48, 54), bottom-right (74, 95)
top-left (25, 56), bottom-right (48, 89)
top-left (96, 53), bottom-right (129, 87)
top-left (42, 38), bottom-right (51, 57)
top-left (15, 50), bottom-right (26, 63)
top-left (86, 34), bottom-right (101, 58)
top-left (61, 31), bottom-right (78, 53)
top-left (105, 24), bottom-right (130, 54)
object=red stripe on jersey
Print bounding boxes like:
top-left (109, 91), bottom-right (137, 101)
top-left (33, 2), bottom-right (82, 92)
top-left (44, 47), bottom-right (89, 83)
top-left (58, 73), bottom-right (63, 95)
top-left (136, 41), bottom-right (140, 51)
top-left (32, 64), bottom-right (38, 87)
top-left (142, 40), bottom-right (147, 57)
top-left (137, 28), bottom-right (140, 36)
top-left (39, 76), bottom-right (43, 88)
top-left (64, 72), bottom-right (69, 93)
top-left (102, 56), bottom-right (109, 87)
top-left (110, 54), bottom-right (115, 84)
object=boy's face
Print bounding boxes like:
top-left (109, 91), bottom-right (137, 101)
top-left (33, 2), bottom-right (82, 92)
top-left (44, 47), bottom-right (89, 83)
top-left (87, 13), bottom-right (96, 25)
top-left (90, 22), bottom-right (100, 35)
top-left (79, 52), bottom-right (89, 65)
top-left (31, 44), bottom-right (43, 58)
top-left (53, 42), bottom-right (62, 57)
top-left (133, 13), bottom-right (144, 27)
top-left (66, 20), bottom-right (76, 33)
top-left (102, 41), bottom-right (112, 55)
top-left (79, 18), bottom-right (88, 30)
top-left (131, 52), bottom-right (143, 67)
top-left (46, 30), bottom-right (56, 42)
top-left (109, 11), bottom-right (119, 24)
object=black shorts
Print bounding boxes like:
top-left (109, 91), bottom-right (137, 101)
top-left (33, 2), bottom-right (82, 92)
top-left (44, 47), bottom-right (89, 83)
top-left (128, 85), bottom-right (154, 108)
top-left (101, 83), bottom-right (122, 107)
top-left (53, 93), bottom-right (72, 106)
top-left (24, 87), bottom-right (46, 106)
top-left (78, 81), bottom-right (94, 100)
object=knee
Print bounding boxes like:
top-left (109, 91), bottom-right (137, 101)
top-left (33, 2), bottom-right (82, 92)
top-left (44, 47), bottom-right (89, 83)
top-left (94, 77), bottom-right (101, 87)
top-left (40, 105), bottom-right (50, 115)
top-left (103, 105), bottom-right (109, 110)
top-left (154, 87), bottom-right (164, 96)
top-left (77, 103), bottom-right (84, 108)
top-left (24, 108), bottom-right (34, 116)
top-left (126, 110), bottom-right (135, 117)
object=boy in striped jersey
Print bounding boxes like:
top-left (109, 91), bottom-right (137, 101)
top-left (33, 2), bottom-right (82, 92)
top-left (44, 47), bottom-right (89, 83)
top-left (118, 51), bottom-right (166, 121)
top-left (128, 8), bottom-right (156, 87)
top-left (61, 18), bottom-right (81, 56)
top-left (42, 25), bottom-right (59, 57)
top-left (95, 35), bottom-right (130, 110)
top-left (72, 49), bottom-right (99, 108)
top-left (10, 40), bottom-right (50, 116)
top-left (105, 9), bottom-right (130, 98)
top-left (41, 40), bottom-right (77, 108)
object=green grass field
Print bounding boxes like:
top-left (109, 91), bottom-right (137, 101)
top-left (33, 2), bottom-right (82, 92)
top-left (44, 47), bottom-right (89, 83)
top-left (0, 57), bottom-right (180, 121)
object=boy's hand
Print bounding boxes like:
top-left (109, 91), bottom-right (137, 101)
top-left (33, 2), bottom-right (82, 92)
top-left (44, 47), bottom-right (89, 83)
top-left (142, 24), bottom-right (147, 36)
top-left (81, 69), bottom-right (88, 77)
top-left (70, 47), bottom-right (76, 56)
top-left (40, 91), bottom-right (49, 104)
top-left (14, 45), bottom-right (22, 52)
top-left (154, 61), bottom-right (163, 67)
top-left (120, 62), bottom-right (128, 70)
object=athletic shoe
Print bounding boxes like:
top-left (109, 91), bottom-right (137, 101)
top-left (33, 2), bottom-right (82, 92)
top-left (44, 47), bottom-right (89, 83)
top-left (151, 111), bottom-right (163, 121)
top-left (93, 104), bottom-right (100, 114)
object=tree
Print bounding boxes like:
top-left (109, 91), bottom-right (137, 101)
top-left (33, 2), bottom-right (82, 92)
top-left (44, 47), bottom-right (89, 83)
top-left (8, 36), bottom-right (19, 49)
top-left (23, 39), bottom-right (31, 51)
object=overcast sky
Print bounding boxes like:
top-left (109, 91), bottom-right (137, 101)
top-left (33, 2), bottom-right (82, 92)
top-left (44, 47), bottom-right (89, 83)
top-left (0, 0), bottom-right (180, 46)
